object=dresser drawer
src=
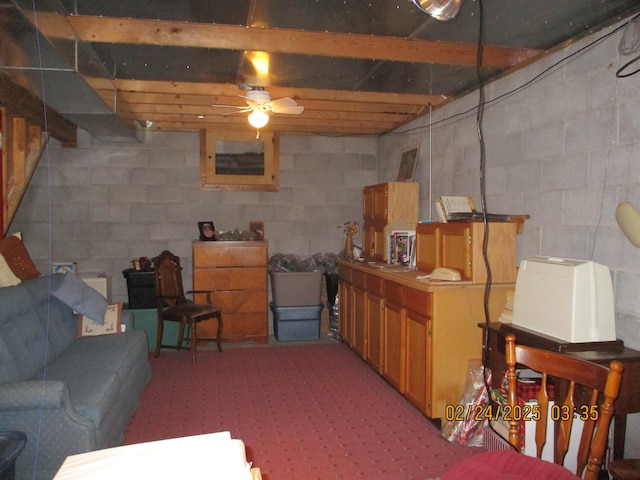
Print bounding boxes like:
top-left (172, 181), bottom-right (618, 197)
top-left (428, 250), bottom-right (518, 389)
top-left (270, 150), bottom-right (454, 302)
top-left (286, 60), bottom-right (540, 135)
top-left (405, 288), bottom-right (431, 316)
top-left (194, 267), bottom-right (266, 291)
top-left (193, 242), bottom-right (267, 267)
top-left (199, 289), bottom-right (267, 314)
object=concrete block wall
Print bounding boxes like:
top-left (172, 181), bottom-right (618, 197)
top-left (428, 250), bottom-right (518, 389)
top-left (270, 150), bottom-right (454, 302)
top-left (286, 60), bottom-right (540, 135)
top-left (379, 15), bottom-right (640, 456)
top-left (10, 132), bottom-right (376, 304)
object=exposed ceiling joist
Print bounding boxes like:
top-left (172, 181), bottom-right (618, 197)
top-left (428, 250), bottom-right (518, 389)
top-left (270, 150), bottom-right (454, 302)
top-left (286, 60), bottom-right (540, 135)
top-left (66, 15), bottom-right (534, 69)
top-left (4, 0), bottom-right (638, 138)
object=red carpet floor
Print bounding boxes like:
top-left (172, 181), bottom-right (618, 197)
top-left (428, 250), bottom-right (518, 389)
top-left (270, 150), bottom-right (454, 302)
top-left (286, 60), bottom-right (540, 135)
top-left (123, 342), bottom-right (481, 479)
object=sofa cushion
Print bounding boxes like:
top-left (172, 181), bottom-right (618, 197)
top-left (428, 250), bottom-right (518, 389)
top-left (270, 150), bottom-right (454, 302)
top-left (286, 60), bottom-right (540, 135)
top-left (0, 233), bottom-right (40, 287)
top-left (52, 271), bottom-right (108, 325)
top-left (78, 303), bottom-right (123, 337)
top-left (43, 332), bottom-right (148, 429)
top-left (0, 275), bottom-right (77, 383)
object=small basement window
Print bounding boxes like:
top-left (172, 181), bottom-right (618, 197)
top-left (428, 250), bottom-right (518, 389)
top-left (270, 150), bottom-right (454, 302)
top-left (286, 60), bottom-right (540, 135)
top-left (200, 129), bottom-right (279, 191)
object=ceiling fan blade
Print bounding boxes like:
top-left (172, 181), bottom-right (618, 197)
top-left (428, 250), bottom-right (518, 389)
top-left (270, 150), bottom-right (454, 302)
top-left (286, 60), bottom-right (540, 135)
top-left (273, 105), bottom-right (305, 115)
top-left (269, 98), bottom-right (304, 115)
top-left (211, 104), bottom-right (247, 109)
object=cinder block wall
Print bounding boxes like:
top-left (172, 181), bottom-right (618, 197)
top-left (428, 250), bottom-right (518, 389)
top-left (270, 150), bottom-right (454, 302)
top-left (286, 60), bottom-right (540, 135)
top-left (10, 133), bottom-right (376, 304)
top-left (379, 16), bottom-right (640, 456)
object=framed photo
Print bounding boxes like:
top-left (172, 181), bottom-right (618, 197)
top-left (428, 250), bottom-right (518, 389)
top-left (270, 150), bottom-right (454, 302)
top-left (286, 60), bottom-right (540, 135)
top-left (52, 262), bottom-right (77, 274)
top-left (396, 145), bottom-right (420, 182)
top-left (198, 221), bottom-right (217, 241)
top-left (249, 221), bottom-right (264, 240)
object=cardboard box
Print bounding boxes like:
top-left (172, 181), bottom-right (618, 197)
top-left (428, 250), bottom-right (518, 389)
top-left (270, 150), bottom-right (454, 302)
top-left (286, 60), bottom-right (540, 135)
top-left (270, 302), bottom-right (323, 341)
top-left (270, 270), bottom-right (323, 306)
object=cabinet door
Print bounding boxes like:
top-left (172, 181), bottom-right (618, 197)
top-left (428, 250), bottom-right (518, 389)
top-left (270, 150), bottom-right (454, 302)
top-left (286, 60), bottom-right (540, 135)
top-left (366, 275), bottom-right (384, 373)
top-left (415, 224), bottom-right (439, 272)
top-left (440, 223), bottom-right (472, 280)
top-left (404, 288), bottom-right (432, 416)
top-left (373, 226), bottom-right (387, 261)
top-left (362, 223), bottom-right (375, 260)
top-left (372, 184), bottom-right (388, 221)
top-left (363, 186), bottom-right (375, 222)
top-left (338, 279), bottom-right (352, 344)
top-left (353, 284), bottom-right (367, 359)
top-left (405, 310), bottom-right (431, 415)
top-left (383, 299), bottom-right (405, 391)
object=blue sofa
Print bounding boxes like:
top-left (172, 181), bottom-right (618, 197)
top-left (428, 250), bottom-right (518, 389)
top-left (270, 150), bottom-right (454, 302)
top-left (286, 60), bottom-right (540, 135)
top-left (0, 274), bottom-right (152, 479)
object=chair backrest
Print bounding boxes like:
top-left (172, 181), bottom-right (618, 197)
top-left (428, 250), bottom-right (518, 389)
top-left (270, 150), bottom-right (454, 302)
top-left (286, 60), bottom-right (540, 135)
top-left (153, 250), bottom-right (186, 310)
top-left (505, 334), bottom-right (623, 480)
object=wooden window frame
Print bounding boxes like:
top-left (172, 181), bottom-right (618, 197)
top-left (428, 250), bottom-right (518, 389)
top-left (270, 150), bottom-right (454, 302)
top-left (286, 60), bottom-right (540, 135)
top-left (199, 129), bottom-right (279, 192)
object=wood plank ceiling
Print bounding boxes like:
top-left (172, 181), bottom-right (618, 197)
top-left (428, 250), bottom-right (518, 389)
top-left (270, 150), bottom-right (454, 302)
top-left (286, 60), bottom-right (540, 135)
top-left (2, 0), bottom-right (640, 138)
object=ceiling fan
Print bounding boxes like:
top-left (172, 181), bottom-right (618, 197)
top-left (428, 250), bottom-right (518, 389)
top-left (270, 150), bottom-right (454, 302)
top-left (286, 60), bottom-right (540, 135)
top-left (212, 85), bottom-right (304, 129)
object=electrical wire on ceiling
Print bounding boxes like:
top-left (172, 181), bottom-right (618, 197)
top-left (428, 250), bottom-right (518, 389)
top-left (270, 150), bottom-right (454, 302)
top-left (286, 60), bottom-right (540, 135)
top-left (617, 13), bottom-right (640, 77)
top-left (388, 11), bottom-right (640, 139)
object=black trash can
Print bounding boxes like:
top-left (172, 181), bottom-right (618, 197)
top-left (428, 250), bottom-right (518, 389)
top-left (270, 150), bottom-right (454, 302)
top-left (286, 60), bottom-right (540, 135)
top-left (0, 431), bottom-right (26, 480)
top-left (122, 269), bottom-right (156, 309)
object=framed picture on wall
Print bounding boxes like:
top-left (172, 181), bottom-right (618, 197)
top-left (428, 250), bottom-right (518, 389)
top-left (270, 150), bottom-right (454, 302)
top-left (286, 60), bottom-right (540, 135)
top-left (198, 221), bottom-right (217, 241)
top-left (249, 221), bottom-right (264, 240)
top-left (396, 145), bottom-right (420, 182)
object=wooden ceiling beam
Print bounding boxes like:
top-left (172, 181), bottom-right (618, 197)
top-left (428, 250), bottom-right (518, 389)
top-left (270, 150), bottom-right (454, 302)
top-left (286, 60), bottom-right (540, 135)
top-left (66, 15), bottom-right (535, 68)
top-left (0, 74), bottom-right (76, 144)
top-left (108, 79), bottom-right (442, 107)
top-left (118, 110), bottom-right (400, 128)
top-left (146, 120), bottom-right (385, 136)
top-left (107, 90), bottom-right (427, 114)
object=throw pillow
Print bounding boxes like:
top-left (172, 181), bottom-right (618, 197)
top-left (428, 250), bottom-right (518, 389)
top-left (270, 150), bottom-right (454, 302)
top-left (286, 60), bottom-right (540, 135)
top-left (52, 271), bottom-right (108, 325)
top-left (0, 233), bottom-right (41, 287)
top-left (78, 302), bottom-right (123, 337)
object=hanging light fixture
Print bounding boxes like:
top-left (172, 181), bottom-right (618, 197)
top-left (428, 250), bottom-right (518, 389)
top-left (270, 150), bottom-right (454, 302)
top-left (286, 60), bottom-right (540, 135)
top-left (411, 0), bottom-right (462, 21)
top-left (248, 108), bottom-right (269, 129)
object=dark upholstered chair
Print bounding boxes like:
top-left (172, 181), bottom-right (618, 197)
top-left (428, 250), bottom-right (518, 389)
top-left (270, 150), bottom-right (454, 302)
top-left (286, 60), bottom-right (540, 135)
top-left (153, 250), bottom-right (223, 364)
top-left (505, 334), bottom-right (623, 480)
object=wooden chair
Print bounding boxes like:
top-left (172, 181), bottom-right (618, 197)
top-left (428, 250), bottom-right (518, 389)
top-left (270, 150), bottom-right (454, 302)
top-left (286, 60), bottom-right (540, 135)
top-left (505, 334), bottom-right (624, 480)
top-left (153, 250), bottom-right (223, 364)
top-left (608, 459), bottom-right (640, 480)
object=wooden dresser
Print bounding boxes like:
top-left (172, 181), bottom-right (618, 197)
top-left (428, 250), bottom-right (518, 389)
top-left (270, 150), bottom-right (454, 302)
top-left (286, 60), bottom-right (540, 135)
top-left (192, 240), bottom-right (268, 344)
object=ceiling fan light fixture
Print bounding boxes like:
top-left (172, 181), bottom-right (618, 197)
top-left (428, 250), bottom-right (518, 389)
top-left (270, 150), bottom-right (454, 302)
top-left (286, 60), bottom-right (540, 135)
top-left (248, 109), bottom-right (269, 129)
top-left (411, 0), bottom-right (462, 21)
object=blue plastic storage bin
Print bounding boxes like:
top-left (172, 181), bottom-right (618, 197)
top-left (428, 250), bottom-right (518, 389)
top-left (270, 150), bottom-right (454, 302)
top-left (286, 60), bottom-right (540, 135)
top-left (270, 302), bottom-right (323, 341)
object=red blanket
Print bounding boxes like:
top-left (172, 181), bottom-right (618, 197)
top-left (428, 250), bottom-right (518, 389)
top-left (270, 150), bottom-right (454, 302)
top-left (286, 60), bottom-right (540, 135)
top-left (441, 450), bottom-right (581, 480)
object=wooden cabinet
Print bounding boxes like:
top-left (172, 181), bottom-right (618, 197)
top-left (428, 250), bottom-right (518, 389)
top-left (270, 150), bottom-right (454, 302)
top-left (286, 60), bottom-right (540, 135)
top-left (192, 241), bottom-right (268, 344)
top-left (362, 182), bottom-right (419, 261)
top-left (415, 221), bottom-right (518, 284)
top-left (338, 260), bottom-right (513, 419)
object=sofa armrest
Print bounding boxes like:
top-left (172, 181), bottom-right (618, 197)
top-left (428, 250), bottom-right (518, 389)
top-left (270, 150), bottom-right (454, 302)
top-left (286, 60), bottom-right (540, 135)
top-left (0, 380), bottom-right (98, 479)
top-left (0, 380), bottom-right (94, 427)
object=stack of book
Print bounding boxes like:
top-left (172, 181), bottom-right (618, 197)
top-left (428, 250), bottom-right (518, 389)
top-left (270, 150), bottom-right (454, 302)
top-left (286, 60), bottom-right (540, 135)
top-left (499, 289), bottom-right (515, 323)
top-left (435, 196), bottom-right (476, 222)
top-left (435, 195), bottom-right (512, 223)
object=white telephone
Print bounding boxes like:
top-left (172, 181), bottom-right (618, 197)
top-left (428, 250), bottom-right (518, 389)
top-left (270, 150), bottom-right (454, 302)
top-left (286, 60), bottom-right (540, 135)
top-left (430, 267), bottom-right (461, 281)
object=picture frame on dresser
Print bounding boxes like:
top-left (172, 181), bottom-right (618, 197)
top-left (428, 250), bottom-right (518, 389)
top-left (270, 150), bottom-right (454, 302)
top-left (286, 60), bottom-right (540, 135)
top-left (249, 221), bottom-right (264, 240)
top-left (198, 221), bottom-right (216, 241)
top-left (397, 145), bottom-right (419, 182)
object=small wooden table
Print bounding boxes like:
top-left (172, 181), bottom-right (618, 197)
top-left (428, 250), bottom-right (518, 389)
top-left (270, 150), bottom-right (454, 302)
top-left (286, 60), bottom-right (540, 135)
top-left (480, 322), bottom-right (640, 460)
